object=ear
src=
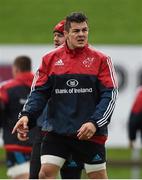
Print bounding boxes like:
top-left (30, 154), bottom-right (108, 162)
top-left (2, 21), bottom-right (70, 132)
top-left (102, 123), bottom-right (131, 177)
top-left (63, 30), bottom-right (69, 38)
top-left (12, 66), bottom-right (20, 76)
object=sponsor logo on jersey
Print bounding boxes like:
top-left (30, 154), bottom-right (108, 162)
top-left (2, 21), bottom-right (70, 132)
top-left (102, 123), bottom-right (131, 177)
top-left (55, 59), bottom-right (64, 66)
top-left (55, 87), bottom-right (93, 94)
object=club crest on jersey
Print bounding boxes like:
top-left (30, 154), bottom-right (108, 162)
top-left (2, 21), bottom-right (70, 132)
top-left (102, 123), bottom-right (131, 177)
top-left (66, 79), bottom-right (79, 87)
top-left (83, 57), bottom-right (94, 67)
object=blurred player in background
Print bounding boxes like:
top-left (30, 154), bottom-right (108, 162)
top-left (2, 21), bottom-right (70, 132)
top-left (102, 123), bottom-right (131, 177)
top-left (0, 56), bottom-right (35, 179)
top-left (128, 87), bottom-right (142, 148)
top-left (53, 20), bottom-right (65, 48)
top-left (29, 20), bottom-right (83, 179)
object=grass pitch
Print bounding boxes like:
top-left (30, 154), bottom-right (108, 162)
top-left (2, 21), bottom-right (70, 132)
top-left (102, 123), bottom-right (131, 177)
top-left (0, 0), bottom-right (142, 44)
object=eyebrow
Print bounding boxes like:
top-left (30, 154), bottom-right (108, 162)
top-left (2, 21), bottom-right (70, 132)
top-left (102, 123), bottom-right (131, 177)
top-left (72, 27), bottom-right (88, 31)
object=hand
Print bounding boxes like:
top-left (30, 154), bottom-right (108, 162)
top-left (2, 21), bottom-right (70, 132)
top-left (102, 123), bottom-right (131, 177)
top-left (77, 122), bottom-right (96, 140)
top-left (17, 132), bottom-right (29, 141)
top-left (12, 116), bottom-right (29, 135)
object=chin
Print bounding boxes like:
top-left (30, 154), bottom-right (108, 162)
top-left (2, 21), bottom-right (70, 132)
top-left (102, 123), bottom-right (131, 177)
top-left (77, 44), bottom-right (85, 48)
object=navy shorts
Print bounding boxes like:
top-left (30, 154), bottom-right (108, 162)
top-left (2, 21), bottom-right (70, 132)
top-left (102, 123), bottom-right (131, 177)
top-left (41, 132), bottom-right (106, 165)
top-left (30, 127), bottom-right (83, 179)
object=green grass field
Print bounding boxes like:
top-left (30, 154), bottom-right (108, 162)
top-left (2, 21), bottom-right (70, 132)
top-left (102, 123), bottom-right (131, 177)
top-left (1, 147), bottom-right (142, 179)
top-left (0, 0), bottom-right (142, 44)
top-left (0, 148), bottom-right (7, 178)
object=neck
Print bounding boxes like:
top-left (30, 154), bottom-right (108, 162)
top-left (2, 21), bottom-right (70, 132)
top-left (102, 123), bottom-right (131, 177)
top-left (66, 39), bottom-right (75, 50)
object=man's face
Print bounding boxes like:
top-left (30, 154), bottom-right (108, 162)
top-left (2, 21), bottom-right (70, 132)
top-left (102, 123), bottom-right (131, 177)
top-left (53, 32), bottom-right (65, 48)
top-left (65, 21), bottom-right (88, 49)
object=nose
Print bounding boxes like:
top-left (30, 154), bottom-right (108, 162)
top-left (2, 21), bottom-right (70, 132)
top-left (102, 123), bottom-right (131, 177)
top-left (78, 30), bottom-right (84, 36)
top-left (54, 35), bottom-right (58, 41)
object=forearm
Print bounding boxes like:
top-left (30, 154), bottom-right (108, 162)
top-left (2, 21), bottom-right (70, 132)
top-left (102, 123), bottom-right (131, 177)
top-left (20, 87), bottom-right (50, 128)
top-left (89, 87), bottom-right (118, 129)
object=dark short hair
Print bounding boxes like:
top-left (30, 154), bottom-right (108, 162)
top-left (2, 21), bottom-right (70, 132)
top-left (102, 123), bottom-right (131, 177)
top-left (64, 12), bottom-right (88, 32)
top-left (13, 56), bottom-right (32, 72)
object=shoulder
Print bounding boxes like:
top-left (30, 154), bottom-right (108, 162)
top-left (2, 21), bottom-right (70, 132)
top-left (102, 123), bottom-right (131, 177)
top-left (87, 45), bottom-right (109, 60)
top-left (0, 79), bottom-right (16, 90)
top-left (42, 44), bottom-right (64, 62)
